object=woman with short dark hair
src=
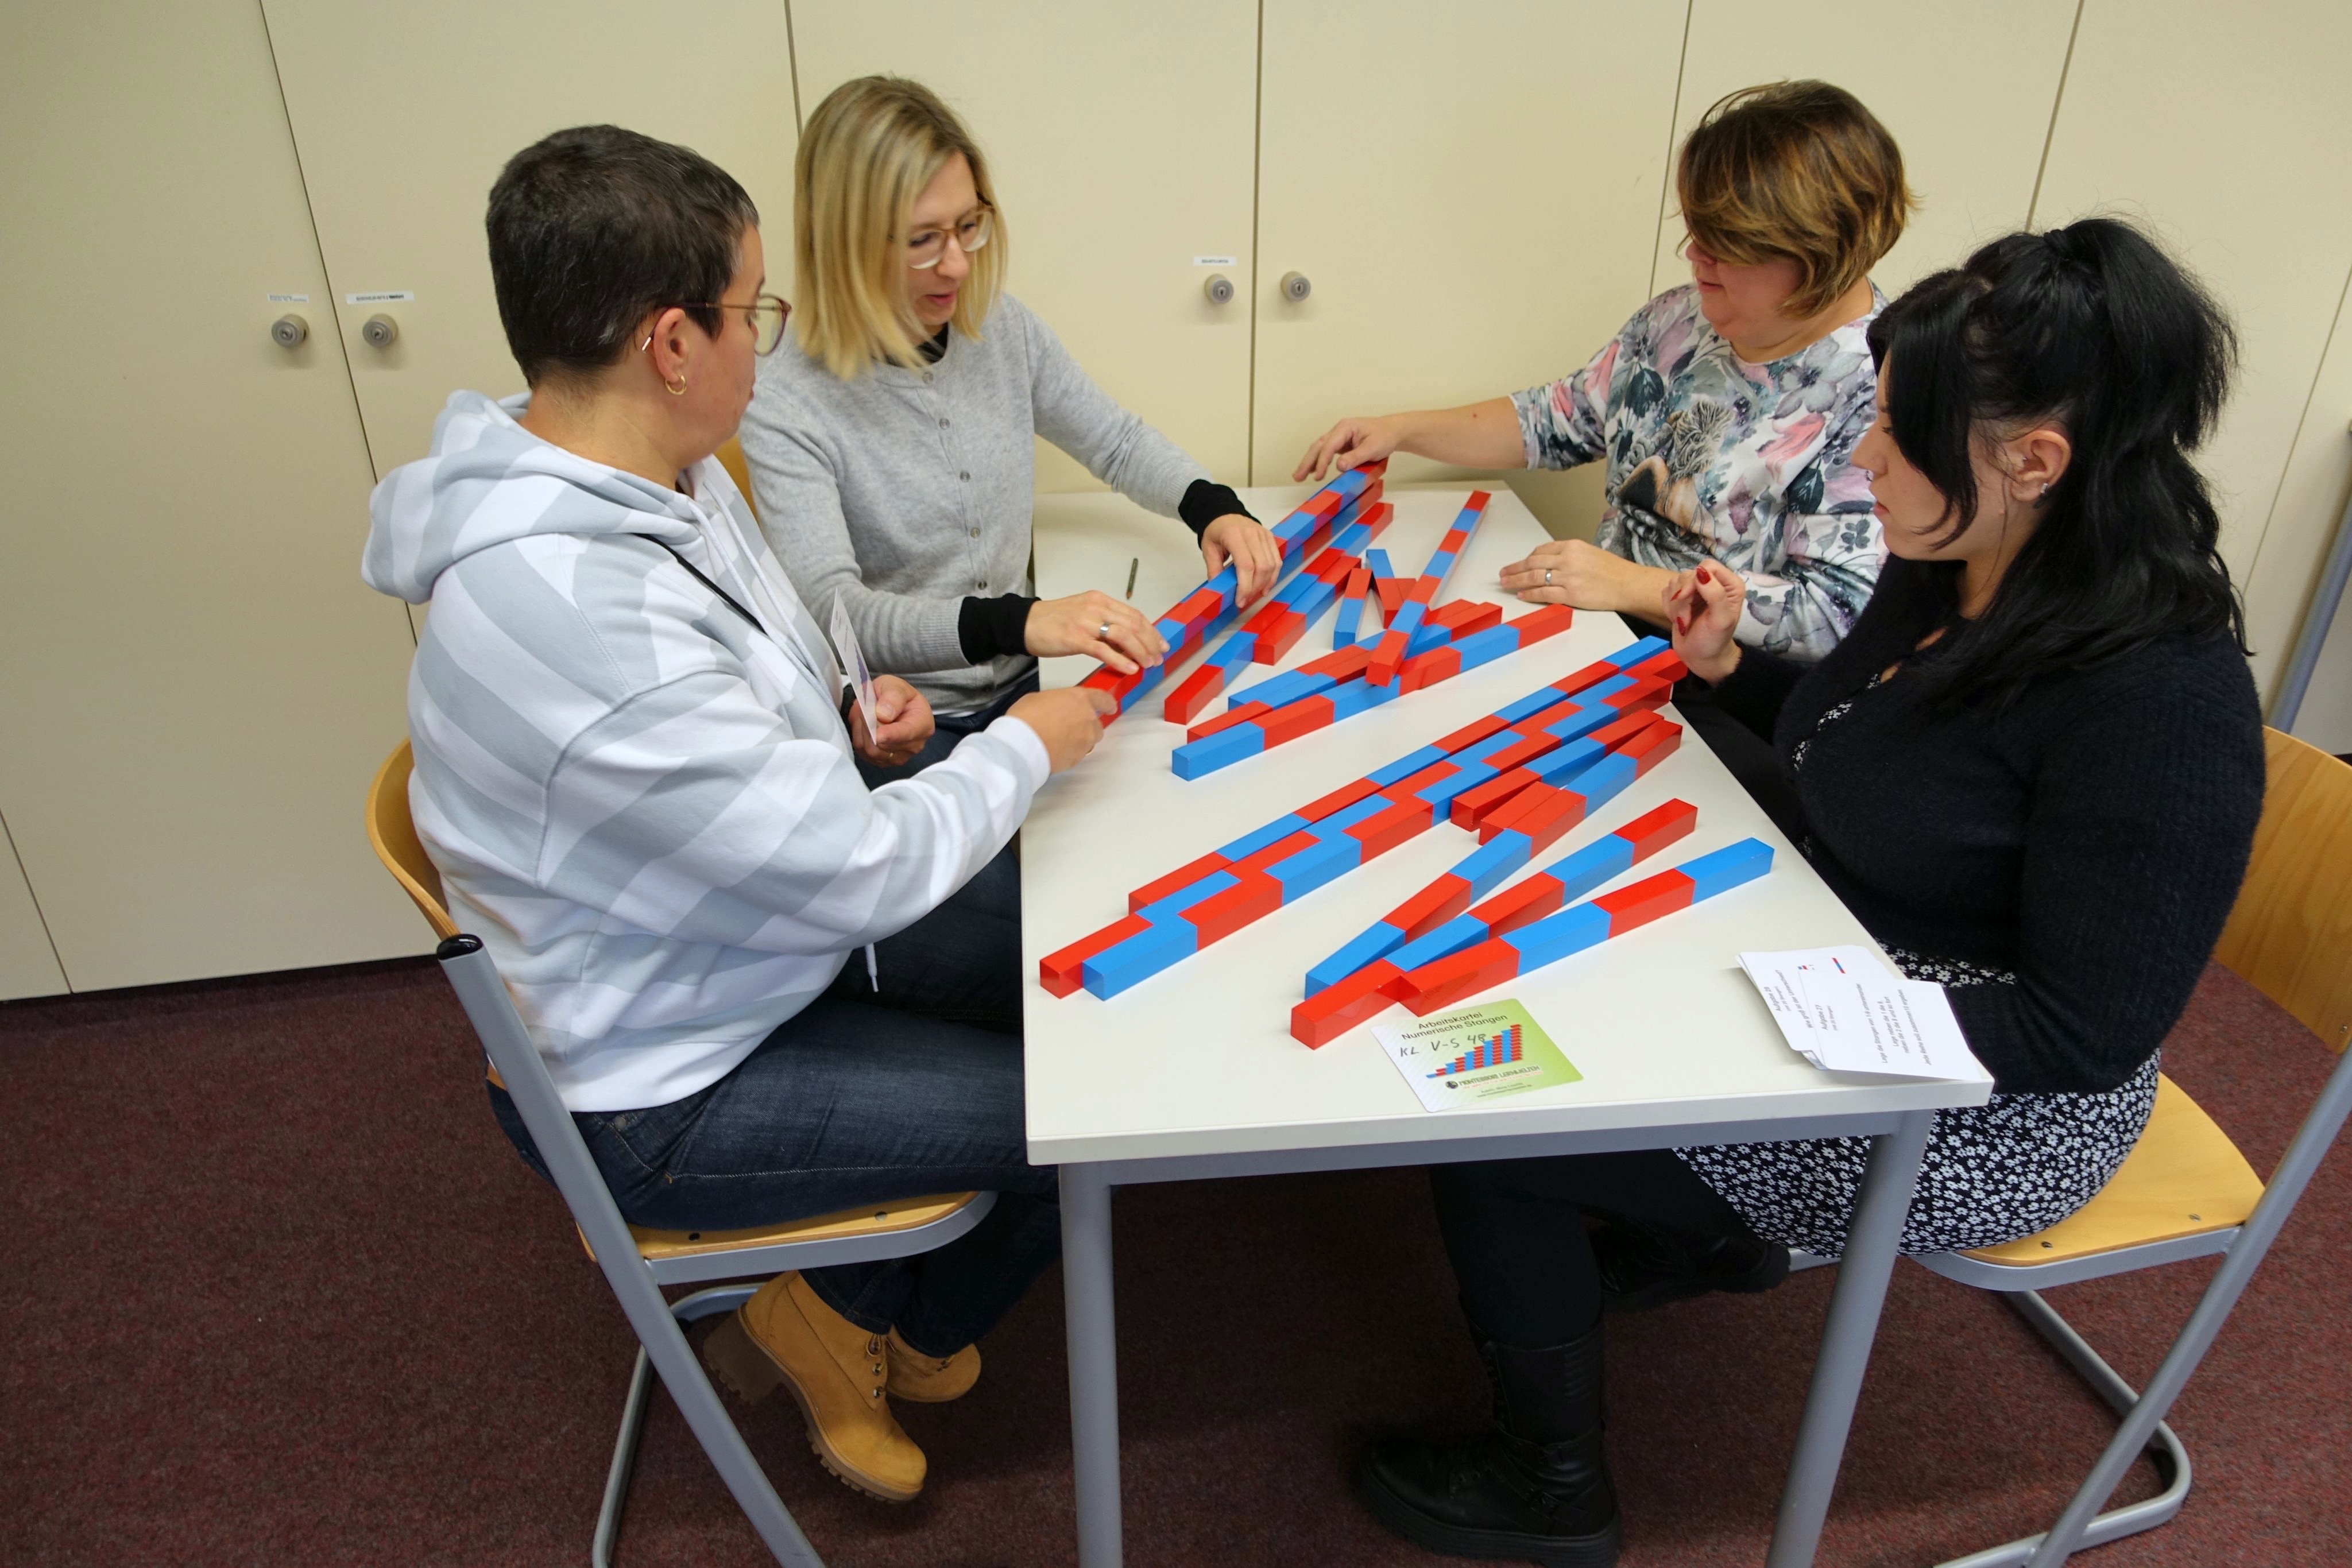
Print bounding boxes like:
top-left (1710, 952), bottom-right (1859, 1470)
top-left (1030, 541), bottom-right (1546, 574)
top-left (363, 123), bottom-right (1115, 1507)
top-left (1298, 80), bottom-right (1911, 834)
top-left (1355, 218), bottom-right (2264, 1567)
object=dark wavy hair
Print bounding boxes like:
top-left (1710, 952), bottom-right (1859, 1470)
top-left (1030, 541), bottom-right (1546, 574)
top-left (1866, 218), bottom-right (2246, 710)
top-left (488, 125), bottom-right (758, 387)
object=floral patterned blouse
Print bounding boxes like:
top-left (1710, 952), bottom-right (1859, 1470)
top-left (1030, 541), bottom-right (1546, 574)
top-left (1511, 284), bottom-right (1886, 661)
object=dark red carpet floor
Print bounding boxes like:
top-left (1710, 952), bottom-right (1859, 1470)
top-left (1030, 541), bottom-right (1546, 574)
top-left (5, 959), bottom-right (2346, 1566)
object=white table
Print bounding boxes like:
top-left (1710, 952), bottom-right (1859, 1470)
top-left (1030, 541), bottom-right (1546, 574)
top-left (1023, 482), bottom-right (1991, 1566)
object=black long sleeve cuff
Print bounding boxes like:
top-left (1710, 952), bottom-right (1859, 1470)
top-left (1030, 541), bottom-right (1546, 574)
top-left (958, 593), bottom-right (1036, 664)
top-left (1178, 478), bottom-right (1255, 539)
top-left (1714, 645), bottom-right (1804, 745)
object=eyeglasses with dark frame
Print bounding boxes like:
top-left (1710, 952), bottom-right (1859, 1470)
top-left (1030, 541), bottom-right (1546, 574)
top-left (637, 293), bottom-right (792, 357)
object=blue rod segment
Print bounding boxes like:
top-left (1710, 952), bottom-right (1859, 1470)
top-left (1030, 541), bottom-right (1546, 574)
top-left (1529, 735), bottom-right (1607, 783)
top-left (1218, 814), bottom-right (1310, 861)
top-left (1083, 920), bottom-right (1198, 998)
top-left (1328, 677), bottom-right (1403, 721)
top-left (1309, 794), bottom-right (1393, 841)
top-left (1416, 761), bottom-right (1498, 810)
top-left (1305, 923), bottom-right (1406, 996)
top-left (1542, 835), bottom-right (1636, 903)
top-left (1678, 838), bottom-right (1775, 900)
top-left (1503, 901), bottom-right (1612, 971)
top-left (1386, 912), bottom-right (1492, 974)
top-left (1564, 751), bottom-right (1637, 814)
top-left (1453, 831), bottom-right (1533, 898)
top-left (1601, 635), bottom-right (1669, 669)
top-left (1369, 744), bottom-right (1449, 787)
top-left (1228, 667), bottom-right (1333, 711)
top-left (1496, 684), bottom-right (1576, 723)
top-left (1134, 870), bottom-right (1239, 926)
top-left (1172, 726), bottom-right (1264, 779)
top-left (1268, 835), bottom-right (1358, 903)
top-left (1363, 548), bottom-right (1395, 581)
top-left (1449, 624), bottom-right (1521, 674)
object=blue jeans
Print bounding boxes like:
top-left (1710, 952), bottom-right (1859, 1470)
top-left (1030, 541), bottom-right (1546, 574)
top-left (488, 814), bottom-right (1054, 1357)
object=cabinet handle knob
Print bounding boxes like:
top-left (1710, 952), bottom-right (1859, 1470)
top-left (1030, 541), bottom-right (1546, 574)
top-left (270, 313), bottom-right (308, 349)
top-left (361, 313), bottom-right (400, 349)
top-left (1203, 273), bottom-right (1235, 305)
top-left (1280, 270), bottom-right (1312, 303)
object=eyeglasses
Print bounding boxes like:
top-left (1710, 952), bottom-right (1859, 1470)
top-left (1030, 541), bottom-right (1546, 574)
top-left (640, 293), bottom-right (791, 357)
top-left (905, 207), bottom-right (993, 271)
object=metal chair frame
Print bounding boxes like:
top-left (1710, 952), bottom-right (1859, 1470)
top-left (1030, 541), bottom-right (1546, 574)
top-left (369, 744), bottom-right (995, 1565)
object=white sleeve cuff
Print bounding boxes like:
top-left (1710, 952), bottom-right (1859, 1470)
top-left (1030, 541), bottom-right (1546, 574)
top-left (985, 711), bottom-right (1054, 792)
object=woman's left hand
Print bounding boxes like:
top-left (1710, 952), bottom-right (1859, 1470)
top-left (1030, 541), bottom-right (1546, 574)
top-left (1201, 514), bottom-right (1282, 606)
top-left (850, 675), bottom-right (934, 768)
top-left (1498, 539), bottom-right (1672, 615)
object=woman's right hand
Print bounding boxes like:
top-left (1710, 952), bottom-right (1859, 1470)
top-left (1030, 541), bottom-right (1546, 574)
top-left (1026, 591), bottom-right (1166, 675)
top-left (1666, 559), bottom-right (1746, 684)
top-left (1008, 686), bottom-right (1117, 774)
top-left (1293, 414), bottom-right (1407, 482)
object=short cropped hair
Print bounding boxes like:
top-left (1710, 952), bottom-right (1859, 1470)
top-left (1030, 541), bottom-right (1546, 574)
top-left (793, 76), bottom-right (1007, 378)
top-left (1677, 81), bottom-right (1913, 318)
top-left (486, 125), bottom-right (759, 387)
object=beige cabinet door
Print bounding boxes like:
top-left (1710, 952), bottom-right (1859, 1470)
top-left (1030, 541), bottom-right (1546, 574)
top-left (1655, 0), bottom-right (2079, 299)
top-left (0, 823), bottom-right (65, 1000)
top-left (2031, 0), bottom-right (2352, 699)
top-left (790, 1), bottom-right (1260, 490)
top-left (2265, 295), bottom-right (2352, 746)
top-left (1251, 0), bottom-right (1688, 536)
top-left (0, 0), bottom-right (423, 990)
top-left (260, 0), bottom-right (802, 475)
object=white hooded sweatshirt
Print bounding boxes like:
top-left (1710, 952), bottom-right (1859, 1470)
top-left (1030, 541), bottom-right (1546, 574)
top-left (362, 392), bottom-right (1047, 1111)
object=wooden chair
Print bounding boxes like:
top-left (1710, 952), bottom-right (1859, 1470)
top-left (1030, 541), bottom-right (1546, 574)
top-left (1911, 729), bottom-right (2352, 1567)
top-left (716, 436), bottom-right (758, 521)
top-left (366, 744), bottom-right (995, 1567)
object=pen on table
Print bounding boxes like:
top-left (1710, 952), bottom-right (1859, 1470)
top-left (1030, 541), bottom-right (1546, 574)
top-left (1124, 556), bottom-right (1138, 601)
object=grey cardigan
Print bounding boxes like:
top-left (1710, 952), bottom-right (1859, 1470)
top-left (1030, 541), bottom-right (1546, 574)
top-left (740, 293), bottom-right (1205, 714)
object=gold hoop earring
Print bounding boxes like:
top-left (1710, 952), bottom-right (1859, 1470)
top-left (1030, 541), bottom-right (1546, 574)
top-left (665, 375), bottom-right (688, 396)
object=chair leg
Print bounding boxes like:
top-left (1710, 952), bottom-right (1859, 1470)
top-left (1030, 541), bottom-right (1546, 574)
top-left (590, 1283), bottom-right (771, 1568)
top-left (1931, 1289), bottom-right (2190, 1568)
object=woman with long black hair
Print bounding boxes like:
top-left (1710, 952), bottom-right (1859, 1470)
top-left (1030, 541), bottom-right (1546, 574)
top-left (1356, 218), bottom-right (2266, 1567)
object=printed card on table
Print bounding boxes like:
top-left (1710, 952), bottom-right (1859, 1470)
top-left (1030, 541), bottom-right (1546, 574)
top-left (1737, 946), bottom-right (1977, 1079)
top-left (829, 592), bottom-right (879, 741)
top-left (1373, 999), bottom-right (1581, 1113)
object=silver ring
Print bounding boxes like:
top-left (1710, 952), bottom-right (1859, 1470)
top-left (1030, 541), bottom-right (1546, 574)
top-left (1097, 621), bottom-right (1111, 639)
top-left (1544, 568), bottom-right (1554, 585)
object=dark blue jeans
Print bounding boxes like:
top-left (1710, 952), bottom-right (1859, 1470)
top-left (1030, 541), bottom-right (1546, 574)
top-left (488, 804), bottom-right (1052, 1357)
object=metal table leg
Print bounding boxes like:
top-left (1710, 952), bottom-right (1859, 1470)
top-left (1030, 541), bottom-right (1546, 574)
top-left (1766, 1109), bottom-right (1935, 1567)
top-left (1062, 1162), bottom-right (1123, 1567)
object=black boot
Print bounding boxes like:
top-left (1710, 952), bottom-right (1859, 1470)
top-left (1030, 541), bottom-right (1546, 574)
top-left (1355, 1322), bottom-right (1619, 1566)
top-left (1593, 1214), bottom-right (1788, 1313)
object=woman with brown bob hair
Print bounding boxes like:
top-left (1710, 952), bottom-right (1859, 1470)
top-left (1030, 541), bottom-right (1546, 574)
top-left (1298, 80), bottom-right (1911, 827)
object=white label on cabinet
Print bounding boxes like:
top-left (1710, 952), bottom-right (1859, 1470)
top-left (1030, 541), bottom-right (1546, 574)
top-left (345, 290), bottom-right (416, 304)
top-left (1192, 255), bottom-right (1236, 267)
top-left (266, 292), bottom-right (311, 303)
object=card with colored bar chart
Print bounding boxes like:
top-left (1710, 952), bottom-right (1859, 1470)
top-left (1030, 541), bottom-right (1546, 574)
top-left (1371, 1000), bottom-right (1580, 1112)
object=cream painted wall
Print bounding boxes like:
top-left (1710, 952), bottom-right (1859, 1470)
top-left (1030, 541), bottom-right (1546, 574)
top-left (2266, 287), bottom-right (2352, 750)
top-left (790, 1), bottom-right (1261, 494)
top-left (1252, 0), bottom-right (1688, 548)
top-left (2030, 0), bottom-right (2352, 699)
top-left (260, 0), bottom-right (802, 477)
top-left (1652, 0), bottom-right (2080, 299)
top-left (0, 0), bottom-right (421, 992)
top-left (0, 818), bottom-right (65, 1000)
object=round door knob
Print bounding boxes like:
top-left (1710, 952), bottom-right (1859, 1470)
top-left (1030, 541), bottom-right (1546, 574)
top-left (270, 313), bottom-right (308, 349)
top-left (1203, 273), bottom-right (1235, 305)
top-left (1280, 270), bottom-right (1312, 303)
top-left (361, 313), bottom-right (400, 349)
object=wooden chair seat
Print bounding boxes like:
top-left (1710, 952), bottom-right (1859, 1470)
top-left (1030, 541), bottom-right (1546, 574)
top-left (1960, 1074), bottom-right (2263, 1267)
top-left (578, 1193), bottom-right (985, 1264)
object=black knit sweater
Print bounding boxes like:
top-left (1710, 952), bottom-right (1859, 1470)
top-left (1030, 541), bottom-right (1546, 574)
top-left (1716, 556), bottom-right (2265, 1095)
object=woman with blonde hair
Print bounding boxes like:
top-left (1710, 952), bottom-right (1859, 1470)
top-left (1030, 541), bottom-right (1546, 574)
top-left (742, 75), bottom-right (1278, 779)
top-left (1297, 80), bottom-right (1911, 833)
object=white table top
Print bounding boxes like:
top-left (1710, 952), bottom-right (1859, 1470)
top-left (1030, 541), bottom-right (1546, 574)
top-left (1021, 482), bottom-right (1991, 1168)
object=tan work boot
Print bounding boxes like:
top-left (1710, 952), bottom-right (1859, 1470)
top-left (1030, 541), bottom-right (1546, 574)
top-left (886, 1328), bottom-right (981, 1403)
top-left (702, 1272), bottom-right (926, 1502)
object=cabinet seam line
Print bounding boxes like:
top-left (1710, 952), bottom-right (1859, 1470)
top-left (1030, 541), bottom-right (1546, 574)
top-left (1245, 0), bottom-right (1264, 486)
top-left (1646, 0), bottom-right (1695, 299)
top-left (784, 0), bottom-right (803, 133)
top-left (2026, 0), bottom-right (2086, 226)
top-left (2245, 254), bottom-right (2352, 692)
top-left (252, 0), bottom-right (388, 490)
top-left (0, 807), bottom-right (70, 994)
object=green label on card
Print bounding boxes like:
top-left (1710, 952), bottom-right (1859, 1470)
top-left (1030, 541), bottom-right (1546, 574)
top-left (1372, 999), bottom-right (1581, 1112)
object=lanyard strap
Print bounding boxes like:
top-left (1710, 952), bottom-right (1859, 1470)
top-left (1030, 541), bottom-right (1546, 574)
top-left (634, 533), bottom-right (764, 636)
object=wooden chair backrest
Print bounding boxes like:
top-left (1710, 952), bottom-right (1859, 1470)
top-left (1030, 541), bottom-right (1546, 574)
top-left (2214, 728), bottom-right (2352, 1054)
top-left (365, 742), bottom-right (458, 940)
top-left (715, 436), bottom-right (758, 522)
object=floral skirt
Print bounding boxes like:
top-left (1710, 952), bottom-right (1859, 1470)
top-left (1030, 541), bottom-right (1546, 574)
top-left (1676, 944), bottom-right (2160, 1257)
